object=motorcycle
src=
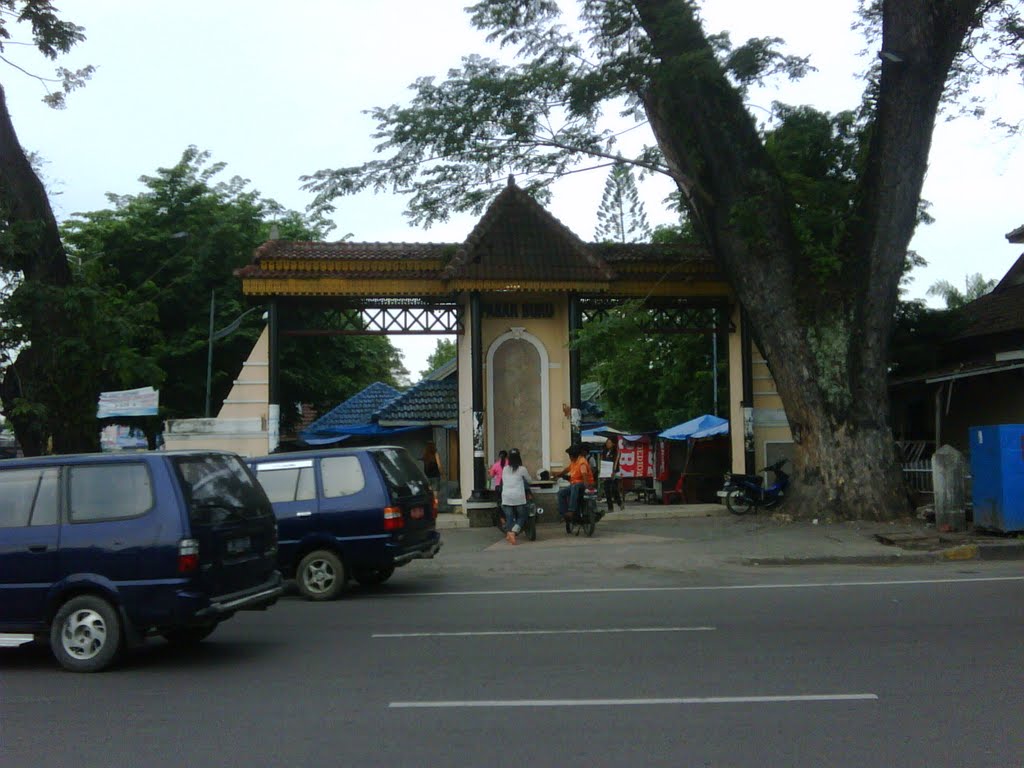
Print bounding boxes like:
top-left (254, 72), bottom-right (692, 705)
top-left (565, 485), bottom-right (601, 537)
top-left (722, 459), bottom-right (790, 515)
top-left (492, 498), bottom-right (541, 541)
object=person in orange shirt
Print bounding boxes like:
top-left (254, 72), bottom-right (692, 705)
top-left (557, 443), bottom-right (594, 533)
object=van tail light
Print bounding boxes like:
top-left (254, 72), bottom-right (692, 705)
top-left (431, 492), bottom-right (439, 519)
top-left (178, 538), bottom-right (200, 573)
top-left (383, 506), bottom-right (404, 531)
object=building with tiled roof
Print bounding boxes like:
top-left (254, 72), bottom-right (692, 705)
top-left (890, 223), bottom-right (1024, 452)
top-left (167, 178), bottom-right (770, 510)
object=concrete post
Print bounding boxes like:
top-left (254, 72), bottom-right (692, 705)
top-left (932, 444), bottom-right (966, 532)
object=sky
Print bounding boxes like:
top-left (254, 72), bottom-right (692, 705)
top-left (4, 0), bottom-right (1023, 379)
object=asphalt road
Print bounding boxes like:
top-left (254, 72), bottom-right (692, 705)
top-left (1, 527), bottom-right (1022, 767)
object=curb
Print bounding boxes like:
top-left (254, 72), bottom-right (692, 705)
top-left (742, 541), bottom-right (1024, 567)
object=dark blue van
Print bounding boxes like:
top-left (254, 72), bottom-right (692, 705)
top-left (0, 450), bottom-right (282, 671)
top-left (248, 446), bottom-right (442, 600)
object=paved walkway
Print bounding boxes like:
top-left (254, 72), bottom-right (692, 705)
top-left (435, 501), bottom-right (1024, 565)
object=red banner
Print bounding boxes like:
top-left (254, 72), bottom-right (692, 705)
top-left (618, 438), bottom-right (653, 478)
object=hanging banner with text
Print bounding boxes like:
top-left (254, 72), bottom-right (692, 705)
top-left (97, 387), bottom-right (160, 418)
top-left (617, 437), bottom-right (653, 478)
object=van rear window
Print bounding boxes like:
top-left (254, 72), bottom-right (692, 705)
top-left (175, 455), bottom-right (271, 523)
top-left (373, 448), bottom-right (429, 498)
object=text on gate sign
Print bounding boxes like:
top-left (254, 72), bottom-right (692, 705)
top-left (481, 302), bottom-right (555, 319)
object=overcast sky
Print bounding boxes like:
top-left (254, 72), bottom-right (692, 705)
top-left (4, 0), bottom-right (1023, 378)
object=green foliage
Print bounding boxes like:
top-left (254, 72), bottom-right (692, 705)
top-left (302, 1), bottom-right (815, 227)
top-left (0, 0), bottom-right (94, 108)
top-left (594, 162), bottom-right (651, 243)
top-left (576, 300), bottom-right (726, 432)
top-left (926, 273), bottom-right (996, 309)
top-left (60, 147), bottom-right (403, 431)
top-left (422, 338), bottom-right (457, 379)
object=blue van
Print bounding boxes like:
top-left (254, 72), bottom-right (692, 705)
top-left (248, 446), bottom-right (442, 600)
top-left (0, 450), bottom-right (282, 672)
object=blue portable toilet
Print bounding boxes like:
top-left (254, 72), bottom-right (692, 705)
top-left (969, 424), bottom-right (1024, 533)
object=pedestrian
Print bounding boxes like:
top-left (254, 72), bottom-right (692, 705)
top-left (422, 441), bottom-right (443, 498)
top-left (600, 436), bottom-right (624, 513)
top-left (500, 448), bottom-right (532, 544)
top-left (557, 443), bottom-right (594, 533)
top-left (489, 449), bottom-right (508, 501)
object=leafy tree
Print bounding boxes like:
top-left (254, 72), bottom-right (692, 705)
top-left (927, 273), bottom-right (996, 308)
top-left (1, 1), bottom-right (95, 454)
top-left (421, 338), bottom-right (457, 379)
top-left (61, 148), bottom-right (406, 436)
top-left (579, 300), bottom-right (725, 430)
top-left (302, 0), bottom-right (1024, 521)
top-left (594, 162), bottom-right (651, 242)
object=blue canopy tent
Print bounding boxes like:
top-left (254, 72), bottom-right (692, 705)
top-left (657, 415), bottom-right (730, 503)
top-left (658, 414), bottom-right (729, 441)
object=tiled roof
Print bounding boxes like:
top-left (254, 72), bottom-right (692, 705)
top-left (236, 180), bottom-right (722, 289)
top-left (376, 378), bottom-right (458, 425)
top-left (303, 382), bottom-right (401, 432)
top-left (444, 179), bottom-right (615, 283)
top-left (1006, 224), bottom-right (1024, 244)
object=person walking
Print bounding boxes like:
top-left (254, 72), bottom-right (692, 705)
top-left (500, 448), bottom-right (532, 544)
top-left (557, 443), bottom-right (594, 533)
top-left (422, 441), bottom-right (443, 498)
top-left (489, 450), bottom-right (508, 501)
top-left (600, 436), bottom-right (624, 514)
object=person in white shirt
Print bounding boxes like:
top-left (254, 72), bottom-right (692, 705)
top-left (500, 448), bottom-right (532, 544)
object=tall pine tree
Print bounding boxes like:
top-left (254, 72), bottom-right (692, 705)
top-left (594, 162), bottom-right (650, 243)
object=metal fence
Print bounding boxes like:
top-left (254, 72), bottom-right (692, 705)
top-left (901, 460), bottom-right (934, 495)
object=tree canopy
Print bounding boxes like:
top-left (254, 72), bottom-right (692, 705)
top-left (59, 148), bottom-right (406, 435)
top-left (302, 0), bottom-right (1024, 521)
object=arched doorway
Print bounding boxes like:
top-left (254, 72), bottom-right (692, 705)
top-left (487, 328), bottom-right (551, 477)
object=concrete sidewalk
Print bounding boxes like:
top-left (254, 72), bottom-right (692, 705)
top-left (434, 501), bottom-right (1024, 565)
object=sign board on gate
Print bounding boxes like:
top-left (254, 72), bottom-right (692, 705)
top-left (97, 387), bottom-right (160, 418)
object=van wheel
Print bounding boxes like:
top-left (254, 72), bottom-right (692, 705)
top-left (296, 550), bottom-right (348, 600)
top-left (161, 624), bottom-right (217, 646)
top-left (50, 595), bottom-right (122, 673)
top-left (353, 566), bottom-right (395, 586)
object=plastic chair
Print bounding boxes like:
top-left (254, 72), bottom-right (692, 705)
top-left (662, 474), bottom-right (685, 504)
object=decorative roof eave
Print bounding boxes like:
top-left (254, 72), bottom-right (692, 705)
top-left (250, 257), bottom-right (446, 275)
top-left (241, 277), bottom-right (455, 297)
top-left (447, 279), bottom-right (612, 293)
top-left (1006, 224), bottom-right (1024, 243)
top-left (376, 418), bottom-right (451, 427)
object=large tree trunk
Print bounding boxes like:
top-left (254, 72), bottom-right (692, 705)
top-left (0, 82), bottom-right (93, 455)
top-left (633, 0), bottom-right (983, 520)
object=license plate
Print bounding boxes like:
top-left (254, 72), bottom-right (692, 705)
top-left (410, 507), bottom-right (424, 519)
top-left (227, 536), bottom-right (250, 554)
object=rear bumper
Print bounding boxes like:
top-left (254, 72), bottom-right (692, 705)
top-left (392, 531), bottom-right (443, 566)
top-left (194, 571), bottom-right (284, 618)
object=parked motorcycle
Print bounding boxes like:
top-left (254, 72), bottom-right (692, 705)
top-left (722, 459), bottom-right (790, 515)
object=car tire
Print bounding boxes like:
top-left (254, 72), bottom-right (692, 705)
top-left (160, 624), bottom-right (218, 646)
top-left (296, 550), bottom-right (348, 601)
top-left (353, 565), bottom-right (395, 587)
top-left (50, 595), bottom-right (123, 673)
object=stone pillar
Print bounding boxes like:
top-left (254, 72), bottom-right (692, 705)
top-left (932, 444), bottom-right (966, 532)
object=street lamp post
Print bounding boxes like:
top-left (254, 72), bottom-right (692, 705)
top-left (205, 291), bottom-right (261, 418)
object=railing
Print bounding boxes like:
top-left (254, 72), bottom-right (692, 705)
top-left (901, 460), bottom-right (934, 495)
